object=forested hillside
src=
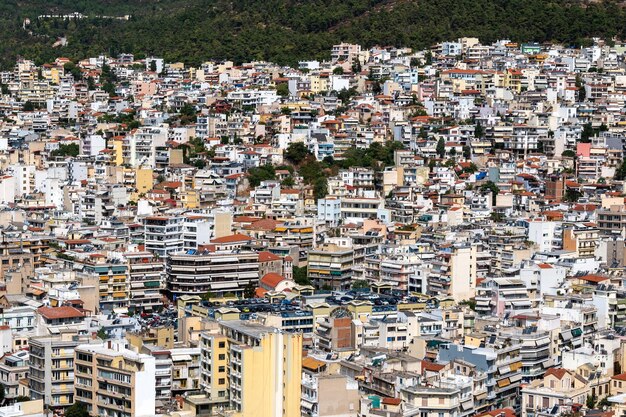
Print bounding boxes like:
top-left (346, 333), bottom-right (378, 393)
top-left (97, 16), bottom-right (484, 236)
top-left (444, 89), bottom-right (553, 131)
top-left (2, 0), bottom-right (626, 68)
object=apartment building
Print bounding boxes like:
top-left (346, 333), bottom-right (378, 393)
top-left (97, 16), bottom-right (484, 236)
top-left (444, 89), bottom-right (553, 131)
top-left (73, 340), bottom-right (156, 417)
top-left (124, 251), bottom-right (164, 314)
top-left (166, 251), bottom-right (259, 297)
top-left (562, 223), bottom-right (599, 258)
top-left (143, 215), bottom-right (185, 257)
top-left (428, 245), bottom-right (477, 302)
top-left (29, 332), bottom-right (94, 409)
top-left (521, 368), bottom-right (589, 417)
top-left (196, 320), bottom-right (302, 417)
top-left (307, 244), bottom-right (354, 290)
top-left (0, 351), bottom-right (29, 401)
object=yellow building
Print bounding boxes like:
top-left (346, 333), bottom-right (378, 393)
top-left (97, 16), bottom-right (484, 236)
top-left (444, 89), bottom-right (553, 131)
top-left (193, 320), bottom-right (302, 417)
top-left (309, 74), bottom-right (329, 94)
top-left (135, 167), bottom-right (153, 195)
top-left (28, 332), bottom-right (95, 409)
top-left (74, 340), bottom-right (156, 417)
top-left (127, 327), bottom-right (175, 350)
top-left (112, 138), bottom-right (124, 166)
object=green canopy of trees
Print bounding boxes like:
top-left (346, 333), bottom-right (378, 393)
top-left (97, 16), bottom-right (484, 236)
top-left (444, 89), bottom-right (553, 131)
top-left (51, 143), bottom-right (80, 158)
top-left (1, 0), bottom-right (625, 69)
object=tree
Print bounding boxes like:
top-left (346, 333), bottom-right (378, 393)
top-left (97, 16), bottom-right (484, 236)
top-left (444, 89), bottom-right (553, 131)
top-left (480, 181), bottom-right (500, 206)
top-left (580, 123), bottom-right (594, 142)
top-left (562, 150), bottom-right (576, 158)
top-left (96, 328), bottom-right (108, 340)
top-left (332, 66), bottom-right (344, 75)
top-left (201, 291), bottom-right (215, 301)
top-left (22, 101), bottom-right (35, 111)
top-left (13, 396), bottom-right (30, 403)
top-left (50, 143), bottom-right (80, 158)
top-left (276, 83), bottom-right (289, 97)
top-left (149, 60), bottom-right (157, 72)
top-left (436, 137), bottom-right (446, 158)
top-left (293, 266), bottom-right (310, 285)
top-left (616, 159), bottom-right (626, 180)
top-left (281, 176), bottom-right (295, 187)
top-left (463, 145), bottom-right (471, 159)
top-left (247, 164), bottom-right (276, 187)
top-left (351, 280), bottom-right (370, 290)
top-left (424, 51), bottom-right (433, 66)
top-left (586, 393), bottom-right (597, 409)
top-left (243, 281), bottom-right (256, 299)
top-left (285, 142), bottom-right (310, 165)
top-left (65, 402), bottom-right (90, 417)
top-left (563, 188), bottom-right (582, 203)
top-left (313, 177), bottom-right (328, 200)
top-left (474, 120), bottom-right (484, 138)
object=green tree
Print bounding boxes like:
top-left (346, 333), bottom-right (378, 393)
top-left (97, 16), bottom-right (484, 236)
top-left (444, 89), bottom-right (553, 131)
top-left (351, 280), bottom-right (370, 290)
top-left (247, 164), bottom-right (276, 187)
top-left (22, 101), bottom-right (35, 111)
top-left (201, 291), bottom-right (215, 301)
top-left (562, 150), bottom-right (576, 158)
top-left (615, 159), bottom-right (626, 180)
top-left (586, 393), bottom-right (597, 409)
top-left (96, 328), bottom-right (108, 340)
top-left (332, 66), bottom-right (344, 75)
top-left (281, 176), bottom-right (295, 187)
top-left (564, 188), bottom-right (582, 203)
top-left (65, 402), bottom-right (90, 417)
top-left (474, 120), bottom-right (484, 138)
top-left (51, 143), bottom-right (80, 158)
top-left (580, 123), bottom-right (594, 142)
top-left (480, 181), bottom-right (500, 206)
top-left (243, 281), bottom-right (256, 299)
top-left (149, 60), bottom-right (157, 73)
top-left (313, 177), bottom-right (328, 200)
top-left (276, 83), bottom-right (289, 97)
top-left (13, 396), bottom-right (30, 403)
top-left (436, 137), bottom-right (446, 158)
top-left (293, 266), bottom-right (310, 286)
top-left (285, 142), bottom-right (310, 165)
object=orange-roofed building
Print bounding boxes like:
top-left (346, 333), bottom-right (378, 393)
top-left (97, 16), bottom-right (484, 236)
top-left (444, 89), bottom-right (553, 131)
top-left (521, 368), bottom-right (589, 417)
top-left (209, 233), bottom-right (252, 251)
top-left (37, 306), bottom-right (87, 326)
top-left (259, 272), bottom-right (295, 293)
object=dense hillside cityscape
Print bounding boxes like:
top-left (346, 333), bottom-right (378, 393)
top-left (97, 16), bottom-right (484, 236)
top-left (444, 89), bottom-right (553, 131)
top-left (2, 19), bottom-right (626, 417)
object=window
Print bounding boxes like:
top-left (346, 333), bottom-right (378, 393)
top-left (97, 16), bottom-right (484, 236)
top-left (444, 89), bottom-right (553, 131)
top-left (218, 354), bottom-right (225, 360)
top-left (528, 395), bottom-right (534, 408)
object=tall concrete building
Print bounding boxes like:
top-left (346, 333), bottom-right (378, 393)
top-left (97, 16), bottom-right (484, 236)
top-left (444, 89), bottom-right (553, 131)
top-left (166, 251), bottom-right (259, 298)
top-left (28, 332), bottom-right (94, 409)
top-left (74, 340), bottom-right (156, 417)
top-left (191, 320), bottom-right (302, 417)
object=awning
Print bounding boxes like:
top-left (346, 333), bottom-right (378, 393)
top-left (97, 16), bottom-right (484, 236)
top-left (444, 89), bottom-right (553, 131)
top-left (498, 365), bottom-right (511, 375)
top-left (561, 331), bottom-right (572, 341)
top-left (509, 374), bottom-right (522, 383)
top-left (461, 400), bottom-right (473, 411)
top-left (300, 400), bottom-right (314, 410)
top-left (172, 355), bottom-right (192, 362)
top-left (475, 392), bottom-right (487, 401)
top-left (542, 358), bottom-right (555, 368)
top-left (497, 378), bottom-right (511, 388)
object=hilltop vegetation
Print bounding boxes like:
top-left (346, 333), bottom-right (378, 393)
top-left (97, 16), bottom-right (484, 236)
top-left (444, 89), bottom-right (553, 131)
top-left (2, 0), bottom-right (626, 68)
